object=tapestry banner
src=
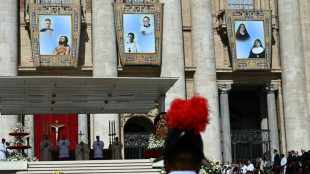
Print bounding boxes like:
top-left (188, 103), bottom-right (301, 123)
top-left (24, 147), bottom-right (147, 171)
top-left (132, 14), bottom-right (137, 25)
top-left (114, 3), bottom-right (163, 66)
top-left (225, 10), bottom-right (272, 71)
top-left (29, 4), bottom-right (81, 67)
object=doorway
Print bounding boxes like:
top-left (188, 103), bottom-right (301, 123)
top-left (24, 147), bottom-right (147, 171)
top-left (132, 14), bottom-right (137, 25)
top-left (123, 116), bottom-right (153, 159)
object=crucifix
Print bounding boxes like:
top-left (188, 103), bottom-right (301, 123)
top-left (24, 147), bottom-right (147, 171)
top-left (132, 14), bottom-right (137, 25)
top-left (78, 131), bottom-right (84, 143)
top-left (50, 120), bottom-right (65, 145)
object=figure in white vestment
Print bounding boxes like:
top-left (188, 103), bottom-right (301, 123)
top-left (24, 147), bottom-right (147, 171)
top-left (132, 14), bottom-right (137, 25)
top-left (0, 138), bottom-right (6, 160)
top-left (75, 141), bottom-right (89, 160)
top-left (139, 16), bottom-right (154, 36)
top-left (5, 142), bottom-right (13, 158)
top-left (58, 134), bottom-right (70, 160)
top-left (124, 33), bottom-right (140, 53)
top-left (112, 137), bottom-right (123, 160)
top-left (40, 135), bottom-right (53, 161)
top-left (93, 136), bottom-right (104, 160)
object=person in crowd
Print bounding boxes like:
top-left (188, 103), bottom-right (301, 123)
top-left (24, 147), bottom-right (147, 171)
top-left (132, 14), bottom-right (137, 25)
top-left (300, 148), bottom-right (308, 174)
top-left (240, 162), bottom-right (247, 174)
top-left (274, 149), bottom-right (281, 174)
top-left (247, 159), bottom-right (255, 172)
top-left (280, 154), bottom-right (287, 174)
top-left (294, 151), bottom-right (301, 174)
top-left (286, 151), bottom-right (293, 174)
top-left (232, 163), bottom-right (240, 174)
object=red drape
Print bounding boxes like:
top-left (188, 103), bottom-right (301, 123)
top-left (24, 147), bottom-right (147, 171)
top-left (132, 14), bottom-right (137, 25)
top-left (34, 114), bottom-right (78, 160)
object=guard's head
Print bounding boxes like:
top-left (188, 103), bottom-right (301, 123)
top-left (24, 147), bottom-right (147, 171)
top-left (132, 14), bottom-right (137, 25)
top-left (163, 128), bottom-right (204, 172)
top-left (96, 136), bottom-right (100, 141)
top-left (115, 137), bottom-right (119, 141)
top-left (62, 134), bottom-right (66, 140)
top-left (1, 138), bottom-right (5, 143)
top-left (154, 96), bottom-right (211, 173)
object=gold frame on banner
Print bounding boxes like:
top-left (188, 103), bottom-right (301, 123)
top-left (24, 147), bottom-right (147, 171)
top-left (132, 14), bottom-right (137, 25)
top-left (225, 10), bottom-right (272, 71)
top-left (114, 3), bottom-right (163, 66)
top-left (29, 4), bottom-right (81, 68)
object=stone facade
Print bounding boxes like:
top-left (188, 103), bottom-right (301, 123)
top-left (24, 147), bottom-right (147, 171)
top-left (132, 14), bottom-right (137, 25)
top-left (0, 0), bottom-right (309, 162)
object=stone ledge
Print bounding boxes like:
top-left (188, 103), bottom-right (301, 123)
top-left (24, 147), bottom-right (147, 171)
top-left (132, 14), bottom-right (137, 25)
top-left (0, 161), bottom-right (28, 170)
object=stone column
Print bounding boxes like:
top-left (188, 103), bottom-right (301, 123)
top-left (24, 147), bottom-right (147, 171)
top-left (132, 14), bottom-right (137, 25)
top-left (0, 0), bottom-right (19, 142)
top-left (159, 0), bottom-right (186, 109)
top-left (258, 95), bottom-right (268, 154)
top-left (299, 0), bottom-right (310, 140)
top-left (265, 83), bottom-right (280, 156)
top-left (78, 114), bottom-right (88, 144)
top-left (276, 83), bottom-right (287, 154)
top-left (92, 0), bottom-right (119, 148)
top-left (218, 84), bottom-right (232, 163)
top-left (24, 115), bottom-right (34, 158)
top-left (278, 0), bottom-right (310, 150)
top-left (191, 0), bottom-right (222, 161)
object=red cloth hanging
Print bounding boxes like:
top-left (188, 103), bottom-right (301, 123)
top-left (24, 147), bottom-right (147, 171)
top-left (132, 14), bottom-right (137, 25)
top-left (34, 114), bottom-right (78, 160)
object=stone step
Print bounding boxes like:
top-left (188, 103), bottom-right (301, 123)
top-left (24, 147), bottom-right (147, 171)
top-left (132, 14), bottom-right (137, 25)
top-left (17, 169), bottom-right (161, 174)
top-left (16, 159), bottom-right (162, 174)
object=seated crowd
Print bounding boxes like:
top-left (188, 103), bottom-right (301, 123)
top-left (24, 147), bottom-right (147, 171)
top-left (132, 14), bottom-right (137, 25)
top-left (216, 148), bottom-right (310, 174)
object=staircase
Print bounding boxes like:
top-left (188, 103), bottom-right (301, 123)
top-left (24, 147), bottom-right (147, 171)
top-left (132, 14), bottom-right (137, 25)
top-left (16, 159), bottom-right (162, 174)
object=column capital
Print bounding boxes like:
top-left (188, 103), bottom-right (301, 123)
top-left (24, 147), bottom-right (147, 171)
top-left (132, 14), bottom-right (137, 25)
top-left (265, 83), bottom-right (278, 94)
top-left (218, 84), bottom-right (232, 94)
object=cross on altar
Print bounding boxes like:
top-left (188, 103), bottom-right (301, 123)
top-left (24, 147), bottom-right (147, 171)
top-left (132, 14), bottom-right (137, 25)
top-left (78, 131), bottom-right (84, 142)
top-left (50, 120), bottom-right (65, 145)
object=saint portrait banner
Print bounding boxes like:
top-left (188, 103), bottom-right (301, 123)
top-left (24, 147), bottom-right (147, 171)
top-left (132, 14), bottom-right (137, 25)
top-left (29, 4), bottom-right (81, 67)
top-left (225, 10), bottom-right (272, 71)
top-left (114, 3), bottom-right (163, 66)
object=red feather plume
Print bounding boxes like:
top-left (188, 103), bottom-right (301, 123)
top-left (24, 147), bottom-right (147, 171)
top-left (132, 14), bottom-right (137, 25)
top-left (164, 96), bottom-right (209, 135)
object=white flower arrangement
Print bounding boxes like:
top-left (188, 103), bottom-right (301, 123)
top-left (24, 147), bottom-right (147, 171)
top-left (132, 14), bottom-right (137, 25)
top-left (12, 122), bottom-right (25, 133)
top-left (0, 152), bottom-right (37, 162)
top-left (198, 159), bottom-right (221, 174)
top-left (12, 136), bottom-right (25, 146)
top-left (147, 134), bottom-right (165, 150)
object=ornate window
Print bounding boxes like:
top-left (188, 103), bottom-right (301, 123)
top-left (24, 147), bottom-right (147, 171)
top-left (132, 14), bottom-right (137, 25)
top-left (228, 0), bottom-right (254, 10)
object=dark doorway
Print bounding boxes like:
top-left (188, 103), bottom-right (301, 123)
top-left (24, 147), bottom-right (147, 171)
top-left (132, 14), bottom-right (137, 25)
top-left (229, 86), bottom-right (270, 163)
top-left (124, 116), bottom-right (153, 159)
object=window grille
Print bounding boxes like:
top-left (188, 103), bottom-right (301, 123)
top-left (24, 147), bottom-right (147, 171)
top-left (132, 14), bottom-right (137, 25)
top-left (40, 0), bottom-right (70, 4)
top-left (123, 0), bottom-right (156, 3)
top-left (228, 0), bottom-right (254, 10)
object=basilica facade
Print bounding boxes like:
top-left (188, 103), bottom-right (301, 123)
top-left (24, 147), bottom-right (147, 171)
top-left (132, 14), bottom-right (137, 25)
top-left (0, 0), bottom-right (309, 163)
